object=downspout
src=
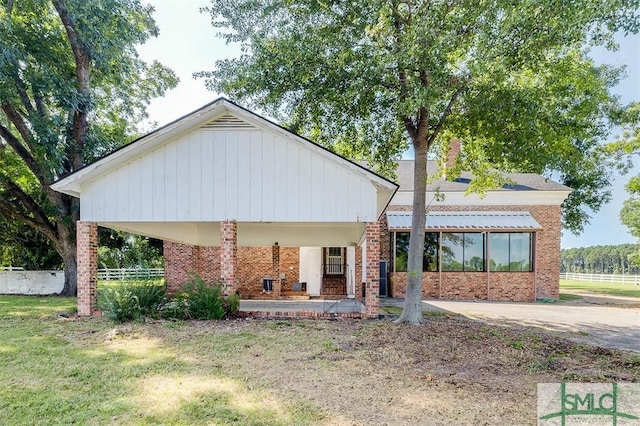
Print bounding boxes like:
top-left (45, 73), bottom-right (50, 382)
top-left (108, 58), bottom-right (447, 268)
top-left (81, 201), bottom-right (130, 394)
top-left (486, 232), bottom-right (491, 301)
top-left (533, 232), bottom-right (538, 302)
top-left (438, 231), bottom-right (442, 299)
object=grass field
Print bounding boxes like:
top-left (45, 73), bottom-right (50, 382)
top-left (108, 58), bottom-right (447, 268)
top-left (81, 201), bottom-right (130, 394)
top-left (560, 279), bottom-right (640, 298)
top-left (1, 295), bottom-right (639, 425)
top-left (0, 295), bottom-right (320, 425)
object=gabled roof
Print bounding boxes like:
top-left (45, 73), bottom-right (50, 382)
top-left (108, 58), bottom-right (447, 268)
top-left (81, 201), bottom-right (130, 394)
top-left (51, 97), bottom-right (398, 198)
top-left (395, 160), bottom-right (572, 192)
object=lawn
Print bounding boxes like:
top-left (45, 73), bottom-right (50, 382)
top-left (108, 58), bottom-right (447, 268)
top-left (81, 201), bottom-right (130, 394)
top-left (1, 295), bottom-right (639, 425)
top-left (560, 279), bottom-right (640, 298)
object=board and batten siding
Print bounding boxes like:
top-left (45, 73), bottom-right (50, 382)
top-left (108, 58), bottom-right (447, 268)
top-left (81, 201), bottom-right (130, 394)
top-left (80, 127), bottom-right (377, 223)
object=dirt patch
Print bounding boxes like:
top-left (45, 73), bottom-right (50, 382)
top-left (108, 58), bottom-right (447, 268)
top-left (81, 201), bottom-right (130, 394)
top-left (130, 316), bottom-right (640, 425)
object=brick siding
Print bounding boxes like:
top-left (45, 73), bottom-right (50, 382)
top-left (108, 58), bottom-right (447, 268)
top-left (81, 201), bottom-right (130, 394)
top-left (163, 242), bottom-right (221, 292)
top-left (164, 242), bottom-right (301, 299)
top-left (386, 204), bottom-right (561, 301)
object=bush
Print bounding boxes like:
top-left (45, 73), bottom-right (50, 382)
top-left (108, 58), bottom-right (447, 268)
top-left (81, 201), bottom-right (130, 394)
top-left (224, 292), bottom-right (240, 315)
top-left (98, 281), bottom-right (167, 322)
top-left (175, 277), bottom-right (228, 320)
top-left (99, 277), bottom-right (239, 322)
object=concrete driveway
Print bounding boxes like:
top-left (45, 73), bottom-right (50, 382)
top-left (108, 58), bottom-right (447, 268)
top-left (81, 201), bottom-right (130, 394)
top-left (387, 294), bottom-right (640, 353)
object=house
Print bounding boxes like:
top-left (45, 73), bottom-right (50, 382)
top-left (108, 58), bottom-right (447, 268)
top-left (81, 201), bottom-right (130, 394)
top-left (51, 98), bottom-right (571, 318)
top-left (383, 158), bottom-right (571, 301)
top-left (52, 98), bottom-right (397, 317)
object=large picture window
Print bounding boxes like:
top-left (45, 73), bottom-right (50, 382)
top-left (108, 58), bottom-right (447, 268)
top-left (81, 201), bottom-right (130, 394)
top-left (392, 232), bottom-right (438, 272)
top-left (441, 232), bottom-right (486, 272)
top-left (489, 233), bottom-right (533, 272)
top-left (391, 231), bottom-right (533, 273)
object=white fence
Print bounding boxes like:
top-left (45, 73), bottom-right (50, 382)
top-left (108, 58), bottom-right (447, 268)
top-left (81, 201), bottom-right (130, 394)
top-left (561, 272), bottom-right (640, 285)
top-left (98, 268), bottom-right (164, 281)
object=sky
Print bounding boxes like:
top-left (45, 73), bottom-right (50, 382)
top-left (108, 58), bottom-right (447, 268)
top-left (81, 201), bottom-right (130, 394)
top-left (137, 0), bottom-right (640, 249)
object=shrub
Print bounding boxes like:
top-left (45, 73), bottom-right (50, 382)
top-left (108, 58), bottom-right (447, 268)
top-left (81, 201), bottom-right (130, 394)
top-left (98, 281), bottom-right (167, 322)
top-left (99, 277), bottom-right (239, 322)
top-left (167, 276), bottom-right (239, 320)
top-left (224, 292), bottom-right (240, 316)
top-left (178, 277), bottom-right (226, 320)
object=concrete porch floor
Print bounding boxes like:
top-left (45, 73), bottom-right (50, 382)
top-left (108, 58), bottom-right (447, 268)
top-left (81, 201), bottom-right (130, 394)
top-left (240, 298), bottom-right (366, 314)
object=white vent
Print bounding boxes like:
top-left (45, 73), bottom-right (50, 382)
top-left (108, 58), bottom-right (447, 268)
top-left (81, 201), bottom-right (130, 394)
top-left (201, 113), bottom-right (256, 130)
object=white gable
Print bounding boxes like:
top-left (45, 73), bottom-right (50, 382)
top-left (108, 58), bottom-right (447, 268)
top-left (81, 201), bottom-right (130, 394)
top-left (80, 116), bottom-right (378, 222)
top-left (52, 99), bottom-right (397, 238)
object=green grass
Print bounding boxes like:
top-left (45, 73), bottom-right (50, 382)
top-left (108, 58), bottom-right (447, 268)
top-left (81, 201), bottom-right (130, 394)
top-left (560, 279), bottom-right (640, 298)
top-left (0, 295), bottom-right (321, 425)
top-left (559, 293), bottom-right (583, 301)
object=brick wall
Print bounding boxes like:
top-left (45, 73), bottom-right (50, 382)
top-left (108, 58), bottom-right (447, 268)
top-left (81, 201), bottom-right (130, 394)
top-left (280, 247), bottom-right (300, 291)
top-left (163, 242), bottom-right (221, 292)
top-left (386, 204), bottom-right (561, 301)
top-left (237, 247), bottom-right (276, 299)
top-left (164, 242), bottom-right (301, 299)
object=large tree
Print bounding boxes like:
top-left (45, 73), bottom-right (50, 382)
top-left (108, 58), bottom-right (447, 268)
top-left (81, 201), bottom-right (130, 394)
top-left (199, 0), bottom-right (639, 323)
top-left (0, 0), bottom-right (177, 295)
top-left (607, 102), bottom-right (640, 254)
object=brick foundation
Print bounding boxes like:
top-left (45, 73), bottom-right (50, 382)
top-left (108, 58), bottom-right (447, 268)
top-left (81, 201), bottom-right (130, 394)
top-left (77, 221), bottom-right (98, 316)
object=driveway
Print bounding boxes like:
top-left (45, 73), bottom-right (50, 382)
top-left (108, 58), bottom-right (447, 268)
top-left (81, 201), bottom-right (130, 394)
top-left (384, 294), bottom-right (640, 353)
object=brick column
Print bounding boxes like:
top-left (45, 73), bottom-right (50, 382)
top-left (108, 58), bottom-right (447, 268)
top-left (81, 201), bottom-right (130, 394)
top-left (77, 221), bottom-right (98, 316)
top-left (355, 245), bottom-right (363, 301)
top-left (220, 220), bottom-right (238, 295)
top-left (365, 222), bottom-right (380, 318)
top-left (272, 244), bottom-right (281, 296)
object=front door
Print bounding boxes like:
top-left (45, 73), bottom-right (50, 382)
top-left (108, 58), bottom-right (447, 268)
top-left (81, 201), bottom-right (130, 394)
top-left (300, 247), bottom-right (322, 296)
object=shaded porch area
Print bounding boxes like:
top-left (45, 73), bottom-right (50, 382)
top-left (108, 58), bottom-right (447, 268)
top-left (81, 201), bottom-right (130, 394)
top-left (76, 219), bottom-right (382, 318)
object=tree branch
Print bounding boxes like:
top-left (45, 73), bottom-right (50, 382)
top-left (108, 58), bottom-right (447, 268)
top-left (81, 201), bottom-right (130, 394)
top-left (0, 197), bottom-right (56, 242)
top-left (1, 104), bottom-right (37, 153)
top-left (0, 122), bottom-right (45, 183)
top-left (52, 0), bottom-right (91, 172)
top-left (11, 72), bottom-right (36, 117)
top-left (34, 94), bottom-right (47, 117)
top-left (427, 81), bottom-right (468, 145)
top-left (0, 176), bottom-right (56, 234)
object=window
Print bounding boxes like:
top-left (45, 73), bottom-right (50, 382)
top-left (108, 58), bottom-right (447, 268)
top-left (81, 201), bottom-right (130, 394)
top-left (441, 232), bottom-right (486, 272)
top-left (392, 232), bottom-right (438, 272)
top-left (324, 247), bottom-right (344, 275)
top-left (489, 233), bottom-right (533, 272)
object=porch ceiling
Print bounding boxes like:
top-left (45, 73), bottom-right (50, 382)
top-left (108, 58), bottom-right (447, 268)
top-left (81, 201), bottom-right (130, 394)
top-left (98, 221), bottom-right (367, 247)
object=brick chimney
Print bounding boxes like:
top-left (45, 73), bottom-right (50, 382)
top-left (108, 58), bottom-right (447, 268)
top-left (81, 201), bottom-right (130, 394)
top-left (442, 138), bottom-right (461, 180)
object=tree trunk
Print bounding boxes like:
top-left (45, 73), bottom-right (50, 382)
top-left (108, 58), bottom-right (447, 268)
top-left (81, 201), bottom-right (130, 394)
top-left (60, 244), bottom-right (77, 296)
top-left (396, 139), bottom-right (429, 325)
top-left (54, 213), bottom-right (78, 296)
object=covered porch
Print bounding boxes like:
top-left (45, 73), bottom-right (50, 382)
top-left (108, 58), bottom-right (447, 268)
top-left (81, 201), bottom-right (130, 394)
top-left (53, 98), bottom-right (397, 319)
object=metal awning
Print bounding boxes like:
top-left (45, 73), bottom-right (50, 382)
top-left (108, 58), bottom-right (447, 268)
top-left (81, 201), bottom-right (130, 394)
top-left (386, 211), bottom-right (542, 231)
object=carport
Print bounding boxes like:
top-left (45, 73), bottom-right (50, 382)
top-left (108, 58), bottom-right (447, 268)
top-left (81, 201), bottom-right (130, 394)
top-left (51, 98), bottom-right (397, 318)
